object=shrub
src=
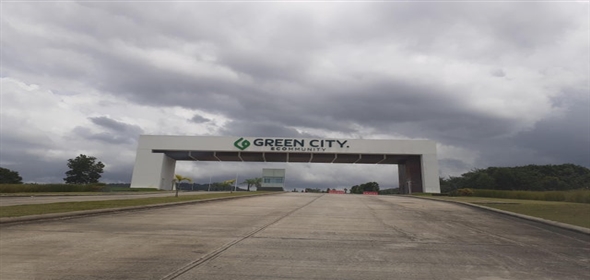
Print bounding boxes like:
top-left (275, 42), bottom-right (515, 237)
top-left (469, 189), bottom-right (590, 204)
top-left (450, 188), bottom-right (474, 196)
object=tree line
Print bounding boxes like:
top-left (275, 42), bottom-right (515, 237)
top-left (350, 182), bottom-right (380, 194)
top-left (1, 154), bottom-right (265, 193)
top-left (440, 164), bottom-right (590, 193)
top-left (1, 154), bottom-right (105, 185)
top-left (5, 157), bottom-right (588, 195)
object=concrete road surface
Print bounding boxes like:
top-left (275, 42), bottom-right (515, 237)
top-left (0, 193), bottom-right (588, 280)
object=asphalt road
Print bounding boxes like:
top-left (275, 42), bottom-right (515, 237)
top-left (0, 191), bottom-right (225, 206)
top-left (0, 193), bottom-right (588, 280)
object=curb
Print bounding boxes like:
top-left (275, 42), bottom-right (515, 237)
top-left (0, 192), bottom-right (282, 226)
top-left (409, 195), bottom-right (590, 235)
top-left (0, 192), bottom-right (174, 197)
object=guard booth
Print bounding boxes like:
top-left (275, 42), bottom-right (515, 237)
top-left (130, 136), bottom-right (440, 194)
top-left (260, 168), bottom-right (286, 191)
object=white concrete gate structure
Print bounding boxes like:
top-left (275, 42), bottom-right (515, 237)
top-left (130, 136), bottom-right (440, 193)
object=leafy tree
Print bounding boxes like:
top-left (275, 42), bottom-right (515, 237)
top-left (0, 167), bottom-right (23, 184)
top-left (440, 164), bottom-right (590, 192)
top-left (473, 173), bottom-right (496, 190)
top-left (350, 182), bottom-right (380, 194)
top-left (539, 176), bottom-right (566, 191)
top-left (63, 154), bottom-right (105, 184)
top-left (209, 180), bottom-right (234, 191)
top-left (172, 174), bottom-right (192, 197)
top-left (441, 176), bottom-right (465, 193)
top-left (242, 177), bottom-right (262, 191)
top-left (210, 182), bottom-right (224, 191)
top-left (362, 182), bottom-right (380, 192)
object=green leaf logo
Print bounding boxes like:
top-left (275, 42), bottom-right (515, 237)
top-left (234, 138), bottom-right (251, 150)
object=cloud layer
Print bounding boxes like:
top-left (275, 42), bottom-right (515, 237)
top-left (1, 2), bottom-right (588, 189)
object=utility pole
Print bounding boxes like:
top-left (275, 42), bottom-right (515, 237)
top-left (233, 173), bottom-right (239, 193)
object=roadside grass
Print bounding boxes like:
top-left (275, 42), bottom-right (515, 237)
top-left (470, 189), bottom-right (590, 204)
top-left (0, 184), bottom-right (161, 194)
top-left (0, 184), bottom-right (105, 193)
top-left (0, 191), bottom-right (164, 197)
top-left (0, 192), bottom-right (269, 218)
top-left (424, 196), bottom-right (590, 228)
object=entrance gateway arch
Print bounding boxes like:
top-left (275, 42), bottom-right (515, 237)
top-left (130, 135), bottom-right (441, 193)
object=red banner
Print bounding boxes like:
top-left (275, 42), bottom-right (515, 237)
top-left (329, 190), bottom-right (345, 194)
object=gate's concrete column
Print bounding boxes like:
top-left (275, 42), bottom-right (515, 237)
top-left (398, 155), bottom-right (440, 194)
top-left (421, 154), bottom-right (440, 193)
top-left (406, 157), bottom-right (424, 193)
top-left (398, 164), bottom-right (407, 194)
top-left (130, 148), bottom-right (176, 190)
top-left (160, 155), bottom-right (176, 190)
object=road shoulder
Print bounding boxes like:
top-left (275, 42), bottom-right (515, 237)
top-left (409, 195), bottom-right (590, 235)
top-left (0, 192), bottom-right (281, 225)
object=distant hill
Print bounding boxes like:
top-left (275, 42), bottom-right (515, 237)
top-left (440, 164), bottom-right (590, 193)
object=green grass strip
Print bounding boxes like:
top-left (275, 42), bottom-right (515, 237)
top-left (0, 192), bottom-right (269, 218)
top-left (426, 196), bottom-right (590, 228)
top-left (0, 184), bottom-right (162, 193)
top-left (0, 191), bottom-right (163, 197)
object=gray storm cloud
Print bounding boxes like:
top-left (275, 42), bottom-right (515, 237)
top-left (1, 2), bottom-right (587, 186)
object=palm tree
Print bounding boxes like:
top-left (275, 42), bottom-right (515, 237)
top-left (222, 179), bottom-right (236, 192)
top-left (253, 177), bottom-right (262, 190)
top-left (243, 179), bottom-right (255, 192)
top-left (173, 174), bottom-right (192, 197)
top-left (242, 177), bottom-right (263, 191)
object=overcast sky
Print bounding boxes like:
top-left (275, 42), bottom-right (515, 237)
top-left (1, 1), bottom-right (588, 190)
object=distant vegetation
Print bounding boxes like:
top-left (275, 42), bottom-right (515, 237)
top-left (350, 182), bottom-right (380, 194)
top-left (64, 154), bottom-right (105, 184)
top-left (378, 188), bottom-right (399, 195)
top-left (242, 178), bottom-right (262, 191)
top-left (0, 167), bottom-right (23, 184)
top-left (440, 164), bottom-right (590, 193)
top-left (438, 164), bottom-right (590, 204)
top-left (0, 184), bottom-right (158, 193)
top-left (465, 189), bottom-right (590, 203)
